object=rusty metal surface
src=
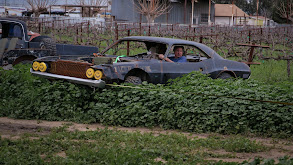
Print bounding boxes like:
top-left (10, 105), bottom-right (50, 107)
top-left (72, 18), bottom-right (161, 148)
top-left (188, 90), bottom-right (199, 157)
top-left (101, 36), bottom-right (221, 60)
top-left (50, 60), bottom-right (93, 79)
top-left (33, 36), bottom-right (252, 86)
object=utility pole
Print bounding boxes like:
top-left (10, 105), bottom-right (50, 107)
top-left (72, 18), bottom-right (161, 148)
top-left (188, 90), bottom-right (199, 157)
top-left (256, 0), bottom-right (259, 26)
top-left (191, 0), bottom-right (194, 25)
top-left (152, 0), bottom-right (155, 24)
top-left (184, 0), bottom-right (187, 24)
top-left (287, 0), bottom-right (289, 24)
top-left (208, 0), bottom-right (211, 25)
top-left (231, 0), bottom-right (234, 26)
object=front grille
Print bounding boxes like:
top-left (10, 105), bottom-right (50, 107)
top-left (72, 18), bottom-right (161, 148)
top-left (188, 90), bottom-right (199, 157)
top-left (50, 60), bottom-right (93, 79)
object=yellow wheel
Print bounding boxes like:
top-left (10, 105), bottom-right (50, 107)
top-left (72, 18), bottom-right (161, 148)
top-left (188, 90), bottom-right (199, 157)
top-left (32, 61), bottom-right (40, 71)
top-left (39, 62), bottom-right (48, 72)
top-left (86, 68), bottom-right (95, 79)
top-left (94, 70), bottom-right (103, 80)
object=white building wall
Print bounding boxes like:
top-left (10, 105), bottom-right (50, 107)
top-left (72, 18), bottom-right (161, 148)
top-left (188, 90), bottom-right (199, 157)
top-left (0, 6), bottom-right (26, 16)
top-left (216, 16), bottom-right (254, 26)
top-left (215, 17), bottom-right (231, 26)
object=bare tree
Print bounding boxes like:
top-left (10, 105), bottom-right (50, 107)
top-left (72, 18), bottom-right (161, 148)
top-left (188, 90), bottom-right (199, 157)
top-left (26, 0), bottom-right (57, 17)
top-left (133, 0), bottom-right (172, 24)
top-left (75, 0), bottom-right (108, 6)
top-left (75, 0), bottom-right (108, 17)
top-left (275, 0), bottom-right (293, 23)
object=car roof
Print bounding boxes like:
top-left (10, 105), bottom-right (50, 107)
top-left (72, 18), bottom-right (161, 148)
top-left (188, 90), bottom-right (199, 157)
top-left (120, 36), bottom-right (223, 59)
top-left (0, 18), bottom-right (26, 25)
top-left (120, 36), bottom-right (198, 45)
top-left (0, 18), bottom-right (29, 41)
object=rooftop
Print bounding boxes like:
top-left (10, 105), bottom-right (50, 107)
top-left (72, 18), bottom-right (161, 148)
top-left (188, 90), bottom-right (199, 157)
top-left (215, 4), bottom-right (249, 17)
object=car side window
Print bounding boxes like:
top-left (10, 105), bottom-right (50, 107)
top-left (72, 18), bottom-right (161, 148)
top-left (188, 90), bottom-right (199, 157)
top-left (0, 23), bottom-right (2, 39)
top-left (169, 45), bottom-right (210, 62)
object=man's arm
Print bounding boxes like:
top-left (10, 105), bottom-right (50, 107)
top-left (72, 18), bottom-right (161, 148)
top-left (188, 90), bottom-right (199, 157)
top-left (158, 54), bottom-right (174, 62)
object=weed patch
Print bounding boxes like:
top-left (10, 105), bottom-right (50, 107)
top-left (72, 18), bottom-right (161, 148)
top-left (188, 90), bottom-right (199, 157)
top-left (0, 128), bottom-right (292, 164)
top-left (0, 65), bottom-right (292, 137)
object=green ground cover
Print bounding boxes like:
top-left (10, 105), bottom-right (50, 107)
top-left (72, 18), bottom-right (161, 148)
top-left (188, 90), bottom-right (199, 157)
top-left (0, 65), bottom-right (292, 138)
top-left (250, 60), bottom-right (293, 83)
top-left (1, 126), bottom-right (292, 165)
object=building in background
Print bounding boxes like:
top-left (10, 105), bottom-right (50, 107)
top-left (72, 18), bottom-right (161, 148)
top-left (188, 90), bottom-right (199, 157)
top-left (112, 0), bottom-right (215, 25)
top-left (214, 4), bottom-right (249, 26)
top-left (215, 4), bottom-right (277, 27)
top-left (0, 0), bottom-right (26, 7)
top-left (247, 16), bottom-right (277, 27)
top-left (0, 6), bottom-right (26, 16)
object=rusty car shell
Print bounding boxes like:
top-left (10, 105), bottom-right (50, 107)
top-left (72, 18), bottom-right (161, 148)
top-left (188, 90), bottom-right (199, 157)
top-left (0, 18), bottom-right (98, 66)
top-left (30, 36), bottom-right (251, 87)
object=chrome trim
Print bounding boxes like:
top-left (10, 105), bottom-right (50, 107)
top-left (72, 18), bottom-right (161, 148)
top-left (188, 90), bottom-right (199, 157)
top-left (30, 68), bottom-right (105, 88)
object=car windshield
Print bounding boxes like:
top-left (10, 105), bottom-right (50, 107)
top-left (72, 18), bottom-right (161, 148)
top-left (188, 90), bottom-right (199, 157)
top-left (103, 40), bottom-right (168, 57)
top-left (103, 41), bottom-right (148, 57)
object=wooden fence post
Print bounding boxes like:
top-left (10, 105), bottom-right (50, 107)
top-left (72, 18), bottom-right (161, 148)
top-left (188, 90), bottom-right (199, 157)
top-left (287, 59), bottom-right (291, 78)
top-left (249, 30), bottom-right (251, 42)
top-left (115, 22), bottom-right (118, 40)
top-left (88, 21), bottom-right (90, 38)
top-left (127, 30), bottom-right (130, 56)
top-left (38, 22), bottom-right (41, 33)
top-left (139, 22), bottom-right (142, 36)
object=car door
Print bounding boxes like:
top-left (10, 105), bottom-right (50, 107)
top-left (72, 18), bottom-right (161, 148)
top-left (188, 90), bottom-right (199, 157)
top-left (161, 45), bottom-right (212, 83)
top-left (161, 60), bottom-right (209, 83)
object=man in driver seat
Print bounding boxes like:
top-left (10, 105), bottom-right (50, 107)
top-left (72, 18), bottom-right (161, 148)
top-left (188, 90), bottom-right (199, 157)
top-left (159, 46), bottom-right (187, 63)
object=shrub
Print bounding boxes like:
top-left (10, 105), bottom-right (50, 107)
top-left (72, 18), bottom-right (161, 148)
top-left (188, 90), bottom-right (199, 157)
top-left (1, 65), bottom-right (292, 137)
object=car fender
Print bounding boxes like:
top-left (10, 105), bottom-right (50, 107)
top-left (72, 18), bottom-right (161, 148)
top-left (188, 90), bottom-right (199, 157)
top-left (12, 55), bottom-right (37, 65)
top-left (3, 49), bottom-right (53, 65)
top-left (30, 35), bottom-right (51, 42)
top-left (92, 65), bottom-right (121, 80)
top-left (93, 63), bottom-right (151, 82)
top-left (124, 68), bottom-right (151, 82)
top-left (216, 70), bottom-right (236, 78)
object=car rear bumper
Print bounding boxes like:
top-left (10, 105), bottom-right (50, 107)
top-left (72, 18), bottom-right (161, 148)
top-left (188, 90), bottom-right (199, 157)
top-left (30, 68), bottom-right (105, 88)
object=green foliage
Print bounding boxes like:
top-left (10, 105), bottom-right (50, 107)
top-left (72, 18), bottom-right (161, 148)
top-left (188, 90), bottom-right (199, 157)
top-left (196, 135), bottom-right (267, 153)
top-left (250, 60), bottom-right (293, 83)
top-left (240, 156), bottom-right (293, 165)
top-left (0, 128), bottom-right (291, 164)
top-left (0, 65), bottom-right (94, 122)
top-left (1, 65), bottom-right (293, 137)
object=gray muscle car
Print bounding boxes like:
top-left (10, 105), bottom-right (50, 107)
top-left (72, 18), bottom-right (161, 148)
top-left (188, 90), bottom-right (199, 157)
top-left (30, 36), bottom-right (251, 88)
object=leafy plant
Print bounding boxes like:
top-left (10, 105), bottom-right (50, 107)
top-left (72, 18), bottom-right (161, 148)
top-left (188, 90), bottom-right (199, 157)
top-left (0, 65), bottom-right (293, 137)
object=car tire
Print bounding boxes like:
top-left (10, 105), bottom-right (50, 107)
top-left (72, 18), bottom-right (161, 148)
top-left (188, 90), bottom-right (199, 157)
top-left (39, 38), bottom-right (57, 56)
top-left (218, 72), bottom-right (232, 79)
top-left (125, 76), bottom-right (142, 85)
top-left (13, 60), bottom-right (32, 66)
top-left (20, 60), bottom-right (33, 64)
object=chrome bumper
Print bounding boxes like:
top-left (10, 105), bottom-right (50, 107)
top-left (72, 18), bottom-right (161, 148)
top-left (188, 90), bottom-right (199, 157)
top-left (30, 68), bottom-right (105, 88)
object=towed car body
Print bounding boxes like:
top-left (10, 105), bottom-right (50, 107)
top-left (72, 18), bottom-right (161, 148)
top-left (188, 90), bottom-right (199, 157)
top-left (0, 18), bottom-right (99, 66)
top-left (30, 36), bottom-right (251, 87)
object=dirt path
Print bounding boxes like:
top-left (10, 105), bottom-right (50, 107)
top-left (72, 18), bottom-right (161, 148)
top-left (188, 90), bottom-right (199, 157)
top-left (1, 117), bottom-right (292, 163)
top-left (0, 117), bottom-right (210, 139)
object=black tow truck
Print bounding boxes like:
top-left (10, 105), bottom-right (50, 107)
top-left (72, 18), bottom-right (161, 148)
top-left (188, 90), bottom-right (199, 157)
top-left (0, 18), bottom-right (98, 67)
